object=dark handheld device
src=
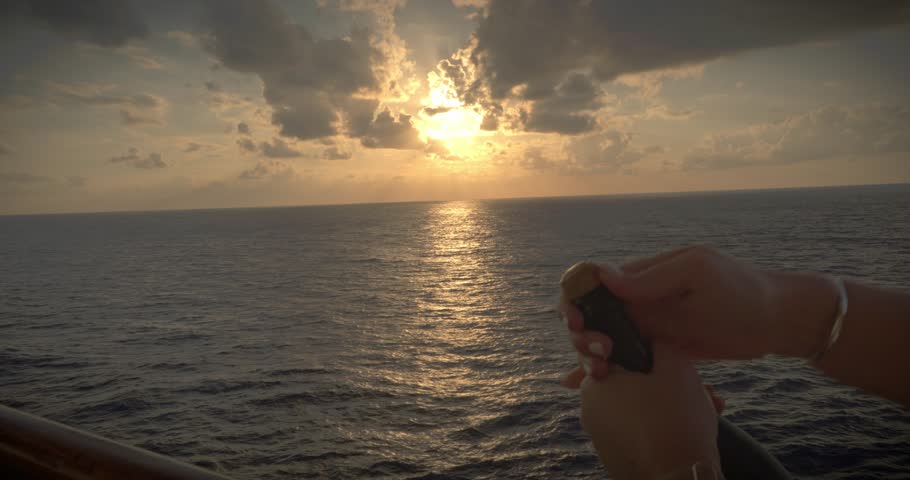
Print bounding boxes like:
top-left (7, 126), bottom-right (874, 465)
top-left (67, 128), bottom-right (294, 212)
top-left (560, 261), bottom-right (653, 373)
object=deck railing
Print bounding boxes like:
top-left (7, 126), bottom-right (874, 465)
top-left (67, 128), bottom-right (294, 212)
top-left (0, 404), bottom-right (233, 480)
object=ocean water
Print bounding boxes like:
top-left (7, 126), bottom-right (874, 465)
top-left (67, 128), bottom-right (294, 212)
top-left (1, 184), bottom-right (909, 479)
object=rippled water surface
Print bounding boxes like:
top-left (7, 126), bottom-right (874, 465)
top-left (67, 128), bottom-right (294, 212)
top-left (2, 184), bottom-right (909, 479)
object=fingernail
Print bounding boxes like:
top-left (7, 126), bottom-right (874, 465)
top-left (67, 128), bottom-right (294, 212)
top-left (579, 356), bottom-right (592, 375)
top-left (589, 342), bottom-right (606, 358)
top-left (581, 375), bottom-right (592, 389)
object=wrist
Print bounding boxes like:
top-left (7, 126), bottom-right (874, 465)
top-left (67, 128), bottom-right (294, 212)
top-left (767, 271), bottom-right (839, 358)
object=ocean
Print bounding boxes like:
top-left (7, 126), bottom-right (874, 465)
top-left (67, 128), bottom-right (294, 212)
top-left (1, 184), bottom-right (909, 479)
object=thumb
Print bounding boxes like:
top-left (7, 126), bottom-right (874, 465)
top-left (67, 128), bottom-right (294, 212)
top-left (599, 251), bottom-right (696, 302)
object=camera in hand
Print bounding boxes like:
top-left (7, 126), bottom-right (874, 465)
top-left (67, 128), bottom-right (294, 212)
top-left (561, 261), bottom-right (654, 373)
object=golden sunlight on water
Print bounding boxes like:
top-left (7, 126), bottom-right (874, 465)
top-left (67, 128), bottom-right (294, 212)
top-left (355, 200), bottom-right (547, 462)
top-left (408, 201), bottom-right (511, 398)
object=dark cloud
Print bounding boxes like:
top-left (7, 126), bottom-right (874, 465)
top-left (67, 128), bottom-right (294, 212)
top-left (518, 130), bottom-right (658, 174)
top-left (436, 56), bottom-right (483, 106)
top-left (237, 137), bottom-right (305, 158)
top-left (238, 159), bottom-right (293, 180)
top-left (129, 93), bottom-right (159, 108)
top-left (473, 1), bottom-right (909, 98)
top-left (643, 145), bottom-right (666, 155)
top-left (109, 148), bottom-right (166, 169)
top-left (239, 163), bottom-right (269, 180)
top-left (201, 0), bottom-right (385, 142)
top-left (109, 147), bottom-right (140, 163)
top-left (196, 2), bottom-right (426, 148)
top-left (523, 111), bottom-right (595, 134)
top-left (455, 0), bottom-right (910, 134)
top-left (342, 97), bottom-right (381, 138)
top-left (0, 172), bottom-right (52, 185)
top-left (237, 122), bottom-right (251, 135)
top-left (237, 138), bottom-right (257, 153)
top-left (394, 0), bottom-right (478, 74)
top-left (684, 104), bottom-right (910, 170)
top-left (3, 0), bottom-right (149, 47)
top-left (517, 147), bottom-right (557, 171)
top-left (359, 109), bottom-right (424, 150)
top-left (204, 90), bottom-right (250, 111)
top-left (480, 114), bottom-right (498, 131)
top-left (13, 1), bottom-right (424, 148)
top-left (430, 55), bottom-right (503, 128)
top-left (269, 92), bottom-right (339, 140)
top-left (46, 84), bottom-right (167, 126)
top-left (323, 146), bottom-right (352, 160)
top-left (50, 84), bottom-right (157, 107)
top-left (565, 131), bottom-right (650, 173)
top-left (259, 138), bottom-right (303, 158)
top-left (134, 152), bottom-right (166, 169)
top-left (119, 108), bottom-right (162, 126)
top-left (518, 74), bottom-right (604, 133)
top-left (422, 106), bottom-right (454, 116)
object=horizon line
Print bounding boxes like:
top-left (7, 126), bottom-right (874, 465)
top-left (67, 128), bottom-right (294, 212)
top-left (2, 180), bottom-right (908, 218)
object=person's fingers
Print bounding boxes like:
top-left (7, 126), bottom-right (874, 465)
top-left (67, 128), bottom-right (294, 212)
top-left (590, 356), bottom-right (610, 380)
top-left (601, 249), bottom-right (702, 302)
top-left (560, 367), bottom-right (586, 389)
top-left (624, 297), bottom-right (687, 339)
top-left (570, 331), bottom-right (614, 359)
top-left (561, 303), bottom-right (584, 332)
top-left (620, 246), bottom-right (697, 274)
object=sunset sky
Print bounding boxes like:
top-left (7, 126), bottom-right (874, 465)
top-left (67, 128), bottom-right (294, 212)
top-left (1, 0), bottom-right (908, 214)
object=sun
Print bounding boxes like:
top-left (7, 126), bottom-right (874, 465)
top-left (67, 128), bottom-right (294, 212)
top-left (415, 71), bottom-right (483, 157)
top-left (420, 108), bottom-right (483, 140)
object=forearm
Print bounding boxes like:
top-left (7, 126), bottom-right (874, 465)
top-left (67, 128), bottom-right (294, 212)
top-left (773, 272), bottom-right (910, 407)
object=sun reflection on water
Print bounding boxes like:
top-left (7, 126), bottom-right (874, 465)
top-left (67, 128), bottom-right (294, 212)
top-left (407, 201), bottom-right (518, 397)
top-left (350, 200), bottom-right (548, 465)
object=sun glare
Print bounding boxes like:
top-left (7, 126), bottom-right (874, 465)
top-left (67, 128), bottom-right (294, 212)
top-left (416, 71), bottom-right (483, 156)
top-left (421, 108), bottom-right (482, 140)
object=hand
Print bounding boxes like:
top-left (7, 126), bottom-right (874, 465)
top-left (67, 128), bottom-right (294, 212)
top-left (565, 245), bottom-right (837, 361)
top-left (564, 343), bottom-right (723, 480)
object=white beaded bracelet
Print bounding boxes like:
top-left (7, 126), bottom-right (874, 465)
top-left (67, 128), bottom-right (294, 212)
top-left (813, 275), bottom-right (848, 361)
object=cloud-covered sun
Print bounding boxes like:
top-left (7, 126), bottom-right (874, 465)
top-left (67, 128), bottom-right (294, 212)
top-left (421, 107), bottom-right (482, 140)
top-left (416, 71), bottom-right (482, 156)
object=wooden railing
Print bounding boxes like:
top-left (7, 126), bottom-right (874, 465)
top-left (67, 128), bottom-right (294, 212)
top-left (0, 404), bottom-right (234, 480)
